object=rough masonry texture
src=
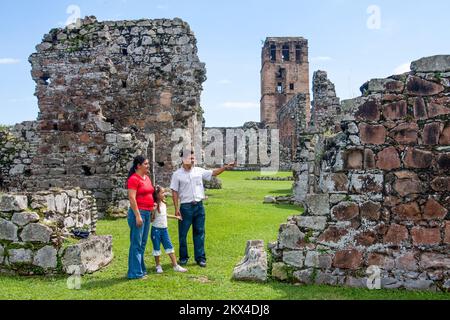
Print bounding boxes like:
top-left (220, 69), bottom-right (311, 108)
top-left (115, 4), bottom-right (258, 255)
top-left (0, 16), bottom-right (206, 214)
top-left (0, 191), bottom-right (112, 275)
top-left (271, 55), bottom-right (450, 292)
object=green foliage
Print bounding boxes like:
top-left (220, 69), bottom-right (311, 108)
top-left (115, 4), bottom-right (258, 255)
top-left (0, 124), bottom-right (11, 132)
top-left (304, 229), bottom-right (314, 244)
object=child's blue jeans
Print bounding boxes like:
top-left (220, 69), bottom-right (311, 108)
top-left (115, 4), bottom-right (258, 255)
top-left (151, 227), bottom-right (175, 256)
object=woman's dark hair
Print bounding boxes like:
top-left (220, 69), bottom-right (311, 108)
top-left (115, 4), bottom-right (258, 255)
top-left (127, 155), bottom-right (147, 180)
top-left (153, 185), bottom-right (165, 213)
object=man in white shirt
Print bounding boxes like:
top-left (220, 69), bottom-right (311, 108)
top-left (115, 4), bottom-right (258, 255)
top-left (170, 150), bottom-right (235, 267)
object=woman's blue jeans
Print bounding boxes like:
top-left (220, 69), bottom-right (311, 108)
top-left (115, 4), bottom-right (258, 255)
top-left (127, 209), bottom-right (151, 279)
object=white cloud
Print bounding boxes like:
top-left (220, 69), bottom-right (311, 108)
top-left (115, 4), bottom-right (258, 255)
top-left (221, 102), bottom-right (259, 109)
top-left (218, 79), bottom-right (232, 85)
top-left (394, 63), bottom-right (411, 75)
top-left (311, 56), bottom-right (333, 62)
top-left (0, 58), bottom-right (20, 65)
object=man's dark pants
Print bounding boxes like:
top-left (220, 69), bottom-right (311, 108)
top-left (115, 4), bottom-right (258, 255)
top-left (178, 202), bottom-right (206, 264)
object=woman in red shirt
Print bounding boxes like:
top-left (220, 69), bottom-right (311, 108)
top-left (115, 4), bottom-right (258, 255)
top-left (127, 155), bottom-right (155, 280)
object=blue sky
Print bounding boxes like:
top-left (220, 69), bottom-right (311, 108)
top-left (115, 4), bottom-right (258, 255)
top-left (1, 0), bottom-right (449, 127)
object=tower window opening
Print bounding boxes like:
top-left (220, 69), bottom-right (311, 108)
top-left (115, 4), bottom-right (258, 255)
top-left (270, 45), bottom-right (276, 61)
top-left (290, 83), bottom-right (295, 90)
top-left (282, 45), bottom-right (290, 61)
top-left (296, 45), bottom-right (302, 62)
top-left (277, 82), bottom-right (284, 94)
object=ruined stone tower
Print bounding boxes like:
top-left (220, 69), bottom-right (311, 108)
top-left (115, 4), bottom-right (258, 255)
top-left (260, 37), bottom-right (310, 129)
top-left (0, 16), bottom-right (206, 214)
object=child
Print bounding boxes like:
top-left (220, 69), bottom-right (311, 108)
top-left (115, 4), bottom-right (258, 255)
top-left (151, 185), bottom-right (188, 274)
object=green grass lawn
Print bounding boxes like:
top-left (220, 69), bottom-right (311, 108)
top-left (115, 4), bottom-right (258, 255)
top-left (0, 171), bottom-right (449, 300)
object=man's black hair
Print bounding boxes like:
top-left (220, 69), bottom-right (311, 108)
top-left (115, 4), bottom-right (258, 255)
top-left (180, 149), bottom-right (195, 158)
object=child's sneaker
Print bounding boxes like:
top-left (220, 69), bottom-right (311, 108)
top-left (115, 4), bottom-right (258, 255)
top-left (156, 265), bottom-right (164, 274)
top-left (173, 265), bottom-right (188, 273)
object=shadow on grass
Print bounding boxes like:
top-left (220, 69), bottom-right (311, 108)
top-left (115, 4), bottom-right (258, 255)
top-left (268, 189), bottom-right (293, 194)
top-left (82, 276), bottom-right (130, 290)
top-left (271, 204), bottom-right (304, 212)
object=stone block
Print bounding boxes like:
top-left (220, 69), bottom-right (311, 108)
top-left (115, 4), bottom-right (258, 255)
top-left (20, 223), bottom-right (53, 243)
top-left (0, 194), bottom-right (28, 212)
top-left (278, 223), bottom-right (305, 249)
top-left (389, 123), bottom-right (419, 145)
top-left (431, 177), bottom-right (450, 192)
top-left (411, 227), bottom-right (441, 246)
top-left (62, 235), bottom-right (113, 275)
top-left (359, 124), bottom-right (386, 145)
top-left (350, 174), bottom-right (384, 194)
top-left (33, 246), bottom-right (57, 269)
top-left (436, 153), bottom-right (450, 170)
top-left (406, 76), bottom-right (444, 96)
top-left (384, 224), bottom-right (409, 245)
top-left (296, 216), bottom-right (327, 231)
top-left (333, 249), bottom-right (363, 270)
top-left (233, 240), bottom-right (267, 282)
top-left (293, 269), bottom-right (313, 285)
top-left (420, 253), bottom-right (450, 269)
top-left (331, 202), bottom-right (359, 221)
top-left (376, 147), bottom-right (401, 170)
top-left (422, 122), bottom-right (443, 145)
top-left (393, 171), bottom-right (422, 197)
top-left (423, 197), bottom-right (448, 220)
top-left (271, 262), bottom-right (289, 281)
top-left (355, 100), bottom-right (381, 121)
top-left (404, 148), bottom-right (433, 169)
top-left (11, 212), bottom-right (40, 227)
top-left (392, 202), bottom-right (421, 221)
top-left (360, 201), bottom-right (381, 221)
top-left (395, 252), bottom-right (418, 271)
top-left (411, 55), bottom-right (450, 72)
top-left (444, 221), bottom-right (450, 244)
top-left (9, 248), bottom-right (33, 264)
top-left (305, 194), bottom-right (329, 216)
top-left (382, 101), bottom-right (407, 120)
top-left (0, 218), bottom-right (18, 241)
top-left (282, 250), bottom-right (305, 268)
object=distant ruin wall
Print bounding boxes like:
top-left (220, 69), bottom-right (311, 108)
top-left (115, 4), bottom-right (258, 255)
top-left (0, 16), bottom-right (206, 214)
top-left (272, 55), bottom-right (450, 292)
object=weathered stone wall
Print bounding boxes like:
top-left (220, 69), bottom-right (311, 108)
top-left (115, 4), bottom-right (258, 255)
top-left (291, 71), bottom-right (342, 203)
top-left (271, 55), bottom-right (450, 292)
top-left (310, 71), bottom-right (341, 131)
top-left (0, 192), bottom-right (112, 275)
top-left (277, 94), bottom-right (308, 168)
top-left (0, 16), bottom-right (206, 214)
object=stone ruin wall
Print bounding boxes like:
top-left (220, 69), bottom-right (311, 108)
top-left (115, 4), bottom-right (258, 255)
top-left (0, 16), bottom-right (206, 214)
top-left (0, 191), bottom-right (112, 275)
top-left (271, 55), bottom-right (450, 292)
